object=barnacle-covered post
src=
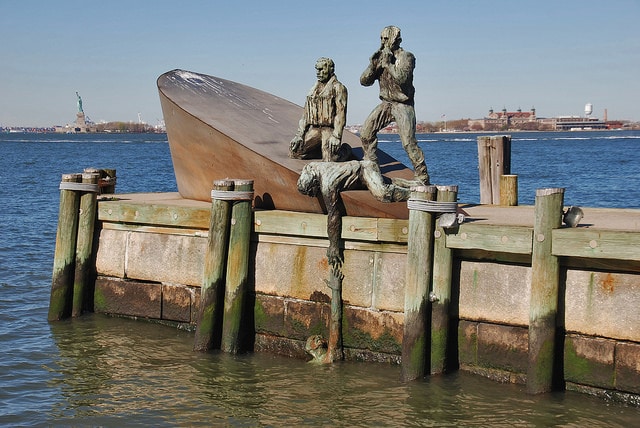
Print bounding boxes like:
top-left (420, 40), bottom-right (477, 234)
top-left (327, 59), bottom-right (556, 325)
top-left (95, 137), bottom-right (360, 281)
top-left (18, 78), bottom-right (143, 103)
top-left (49, 173), bottom-right (82, 321)
top-left (402, 185), bottom-right (437, 381)
top-left (71, 171), bottom-right (100, 316)
top-left (194, 179), bottom-right (235, 352)
top-left (221, 179), bottom-right (254, 354)
top-left (430, 185), bottom-right (458, 374)
top-left (527, 187), bottom-right (564, 393)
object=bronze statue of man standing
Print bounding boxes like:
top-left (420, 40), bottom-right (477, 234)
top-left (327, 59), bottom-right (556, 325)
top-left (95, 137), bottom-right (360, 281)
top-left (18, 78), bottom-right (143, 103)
top-left (360, 26), bottom-right (429, 185)
top-left (290, 57), bottom-right (352, 162)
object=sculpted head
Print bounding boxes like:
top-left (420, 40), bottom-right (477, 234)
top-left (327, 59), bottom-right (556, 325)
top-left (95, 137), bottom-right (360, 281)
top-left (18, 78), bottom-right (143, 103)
top-left (315, 57), bottom-right (335, 83)
top-left (305, 335), bottom-right (328, 363)
top-left (297, 164), bottom-right (320, 197)
top-left (380, 26), bottom-right (402, 50)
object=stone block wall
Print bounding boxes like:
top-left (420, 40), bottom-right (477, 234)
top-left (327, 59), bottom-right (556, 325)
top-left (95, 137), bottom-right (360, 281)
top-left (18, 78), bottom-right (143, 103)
top-left (250, 238), bottom-right (407, 361)
top-left (93, 212), bottom-right (640, 399)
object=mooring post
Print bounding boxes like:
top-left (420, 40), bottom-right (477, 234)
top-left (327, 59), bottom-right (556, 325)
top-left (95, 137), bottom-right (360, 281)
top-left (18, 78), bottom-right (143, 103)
top-left (194, 179), bottom-right (235, 352)
top-left (402, 185), bottom-right (437, 381)
top-left (84, 168), bottom-right (117, 195)
top-left (221, 179), bottom-right (254, 354)
top-left (500, 174), bottom-right (518, 206)
top-left (477, 135), bottom-right (511, 204)
top-left (430, 185), bottom-right (458, 375)
top-left (527, 187), bottom-right (564, 394)
top-left (71, 172), bottom-right (100, 317)
top-left (48, 173), bottom-right (82, 321)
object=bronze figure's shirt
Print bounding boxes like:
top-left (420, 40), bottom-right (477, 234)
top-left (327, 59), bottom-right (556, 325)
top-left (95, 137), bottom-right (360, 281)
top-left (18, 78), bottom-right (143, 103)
top-left (361, 49), bottom-right (415, 105)
top-left (304, 75), bottom-right (347, 128)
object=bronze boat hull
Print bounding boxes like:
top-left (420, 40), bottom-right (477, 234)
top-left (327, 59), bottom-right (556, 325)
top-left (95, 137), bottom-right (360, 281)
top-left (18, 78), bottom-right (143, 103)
top-left (158, 69), bottom-right (413, 218)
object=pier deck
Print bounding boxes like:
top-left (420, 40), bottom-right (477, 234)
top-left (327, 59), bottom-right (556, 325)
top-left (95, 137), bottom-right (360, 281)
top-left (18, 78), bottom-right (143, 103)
top-left (100, 192), bottom-right (640, 231)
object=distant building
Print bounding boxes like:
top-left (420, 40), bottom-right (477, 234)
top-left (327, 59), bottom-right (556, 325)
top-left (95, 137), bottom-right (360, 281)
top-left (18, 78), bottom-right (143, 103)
top-left (554, 116), bottom-right (607, 131)
top-left (468, 107), bottom-right (607, 131)
top-left (468, 107), bottom-right (548, 131)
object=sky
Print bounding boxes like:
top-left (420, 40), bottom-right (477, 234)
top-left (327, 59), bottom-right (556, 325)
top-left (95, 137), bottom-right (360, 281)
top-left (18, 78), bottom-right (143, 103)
top-left (1, 0), bottom-right (638, 128)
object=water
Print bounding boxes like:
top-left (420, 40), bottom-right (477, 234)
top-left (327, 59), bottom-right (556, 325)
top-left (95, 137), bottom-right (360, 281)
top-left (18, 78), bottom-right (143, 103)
top-left (379, 130), bottom-right (640, 208)
top-left (1, 131), bottom-right (639, 426)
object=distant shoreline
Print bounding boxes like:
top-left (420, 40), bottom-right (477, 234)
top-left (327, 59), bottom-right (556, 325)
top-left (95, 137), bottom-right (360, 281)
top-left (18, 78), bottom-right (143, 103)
top-left (4, 128), bottom-right (639, 136)
top-left (1, 128), bottom-right (166, 135)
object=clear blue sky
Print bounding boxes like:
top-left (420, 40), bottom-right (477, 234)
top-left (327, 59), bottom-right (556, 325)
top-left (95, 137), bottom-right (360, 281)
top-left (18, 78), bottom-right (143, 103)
top-left (1, 0), bottom-right (638, 127)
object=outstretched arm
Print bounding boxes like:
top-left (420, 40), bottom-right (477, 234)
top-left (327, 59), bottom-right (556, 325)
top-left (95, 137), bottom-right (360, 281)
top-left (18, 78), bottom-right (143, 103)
top-left (325, 189), bottom-right (344, 268)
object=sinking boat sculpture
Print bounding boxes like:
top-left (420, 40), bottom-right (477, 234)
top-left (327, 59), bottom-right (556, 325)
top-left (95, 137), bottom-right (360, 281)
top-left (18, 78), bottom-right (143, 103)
top-left (157, 69), bottom-right (414, 218)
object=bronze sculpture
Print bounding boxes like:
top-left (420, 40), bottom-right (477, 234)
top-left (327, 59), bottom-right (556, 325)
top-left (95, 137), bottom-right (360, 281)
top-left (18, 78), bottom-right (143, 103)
top-left (296, 30), bottom-right (428, 362)
top-left (290, 58), bottom-right (352, 162)
top-left (297, 159), bottom-right (410, 363)
top-left (360, 26), bottom-right (429, 185)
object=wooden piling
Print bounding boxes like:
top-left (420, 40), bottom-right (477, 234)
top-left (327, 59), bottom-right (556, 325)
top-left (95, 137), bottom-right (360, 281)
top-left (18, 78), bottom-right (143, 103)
top-left (48, 173), bottom-right (82, 321)
top-left (430, 185), bottom-right (458, 375)
top-left (477, 135), bottom-right (511, 204)
top-left (72, 172), bottom-right (100, 317)
top-left (221, 179), bottom-right (254, 354)
top-left (500, 174), bottom-right (518, 206)
top-left (527, 187), bottom-right (564, 394)
top-left (84, 168), bottom-right (116, 195)
top-left (402, 185), bottom-right (437, 381)
top-left (194, 179), bottom-right (235, 352)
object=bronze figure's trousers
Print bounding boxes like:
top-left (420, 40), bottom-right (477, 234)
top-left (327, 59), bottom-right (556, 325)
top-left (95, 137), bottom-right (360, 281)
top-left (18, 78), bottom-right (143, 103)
top-left (360, 102), bottom-right (429, 183)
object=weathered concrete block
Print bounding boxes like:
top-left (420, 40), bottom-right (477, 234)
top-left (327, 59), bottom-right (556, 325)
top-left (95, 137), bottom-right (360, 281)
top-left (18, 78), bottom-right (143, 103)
top-left (564, 334), bottom-right (615, 389)
top-left (95, 228), bottom-right (127, 277)
top-left (565, 270), bottom-right (640, 342)
top-left (254, 334), bottom-right (308, 360)
top-left (458, 320), bottom-right (478, 366)
top-left (94, 277), bottom-right (161, 318)
top-left (254, 242), bottom-right (376, 308)
top-left (477, 323), bottom-right (528, 373)
top-left (343, 306), bottom-right (403, 355)
top-left (162, 283), bottom-right (194, 323)
top-left (283, 299), bottom-right (329, 341)
top-left (341, 249), bottom-right (374, 308)
top-left (459, 261), bottom-right (531, 326)
top-left (126, 231), bottom-right (206, 286)
top-left (254, 242), bottom-right (329, 299)
top-left (615, 341), bottom-right (640, 394)
top-left (254, 294), bottom-right (286, 336)
top-left (372, 251), bottom-right (406, 312)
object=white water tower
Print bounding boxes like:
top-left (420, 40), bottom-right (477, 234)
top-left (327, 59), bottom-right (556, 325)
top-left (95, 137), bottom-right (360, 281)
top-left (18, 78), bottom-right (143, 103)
top-left (585, 103), bottom-right (593, 117)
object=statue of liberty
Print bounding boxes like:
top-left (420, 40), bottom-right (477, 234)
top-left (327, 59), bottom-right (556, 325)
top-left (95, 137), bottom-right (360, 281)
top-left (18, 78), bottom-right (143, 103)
top-left (76, 92), bottom-right (83, 113)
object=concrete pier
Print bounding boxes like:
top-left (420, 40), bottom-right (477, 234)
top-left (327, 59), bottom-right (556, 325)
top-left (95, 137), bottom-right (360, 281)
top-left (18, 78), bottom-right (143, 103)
top-left (90, 192), bottom-right (640, 402)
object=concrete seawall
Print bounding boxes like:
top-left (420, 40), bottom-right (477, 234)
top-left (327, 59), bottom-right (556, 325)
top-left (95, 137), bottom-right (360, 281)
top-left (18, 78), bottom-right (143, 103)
top-left (93, 192), bottom-right (640, 402)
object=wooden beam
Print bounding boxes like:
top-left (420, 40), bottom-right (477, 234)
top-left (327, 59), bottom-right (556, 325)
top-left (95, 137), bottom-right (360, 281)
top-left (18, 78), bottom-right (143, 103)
top-left (553, 228), bottom-right (640, 261)
top-left (98, 200), bottom-right (210, 229)
top-left (446, 224), bottom-right (533, 254)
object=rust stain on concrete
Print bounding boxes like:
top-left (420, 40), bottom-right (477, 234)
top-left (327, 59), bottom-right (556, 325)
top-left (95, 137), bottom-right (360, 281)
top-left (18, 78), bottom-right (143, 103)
top-left (600, 273), bottom-right (615, 293)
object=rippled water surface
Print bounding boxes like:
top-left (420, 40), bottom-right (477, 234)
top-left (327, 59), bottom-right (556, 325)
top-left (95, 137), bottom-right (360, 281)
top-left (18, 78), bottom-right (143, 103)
top-left (381, 130), bottom-right (640, 208)
top-left (1, 132), bottom-right (639, 426)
